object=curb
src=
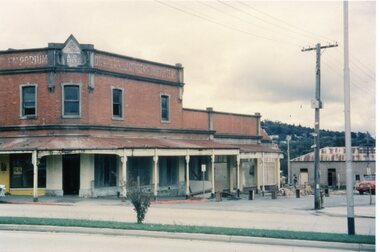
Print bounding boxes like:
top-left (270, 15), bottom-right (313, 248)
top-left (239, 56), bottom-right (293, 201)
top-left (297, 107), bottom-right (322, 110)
top-left (0, 224), bottom-right (375, 251)
top-left (0, 198), bottom-right (208, 206)
top-left (151, 198), bottom-right (208, 204)
top-left (0, 200), bottom-right (73, 206)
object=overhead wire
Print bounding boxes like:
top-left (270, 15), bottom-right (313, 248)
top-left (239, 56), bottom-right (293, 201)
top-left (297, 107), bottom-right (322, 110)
top-left (233, 0), bottom-right (375, 79)
top-left (154, 0), bottom-right (298, 46)
top-left (235, 0), bottom-right (336, 44)
top-left (155, 0), bottom-right (374, 97)
top-left (196, 0), bottom-right (314, 46)
top-left (323, 54), bottom-right (375, 93)
top-left (322, 60), bottom-right (373, 96)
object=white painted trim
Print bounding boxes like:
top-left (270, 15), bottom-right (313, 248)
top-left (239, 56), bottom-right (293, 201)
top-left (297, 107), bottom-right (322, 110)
top-left (111, 86), bottom-right (124, 120)
top-left (160, 93), bottom-right (170, 123)
top-left (61, 83), bottom-right (82, 118)
top-left (19, 83), bottom-right (38, 119)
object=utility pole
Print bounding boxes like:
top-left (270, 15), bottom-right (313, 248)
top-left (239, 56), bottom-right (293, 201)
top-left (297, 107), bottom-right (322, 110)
top-left (343, 0), bottom-right (355, 235)
top-left (302, 42), bottom-right (338, 210)
top-left (286, 135), bottom-right (292, 185)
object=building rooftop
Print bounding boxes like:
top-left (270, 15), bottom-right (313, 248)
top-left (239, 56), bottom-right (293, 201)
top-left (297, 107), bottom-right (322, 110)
top-left (291, 147), bottom-right (376, 162)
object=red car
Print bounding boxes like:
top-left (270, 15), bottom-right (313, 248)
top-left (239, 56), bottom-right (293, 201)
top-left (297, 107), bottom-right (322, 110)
top-left (356, 175), bottom-right (376, 195)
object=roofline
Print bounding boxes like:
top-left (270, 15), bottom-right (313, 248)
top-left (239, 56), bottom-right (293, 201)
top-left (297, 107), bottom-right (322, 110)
top-left (0, 47), bottom-right (48, 54)
top-left (0, 47), bottom-right (181, 70)
top-left (0, 124), bottom-right (214, 135)
top-left (94, 49), bottom-right (180, 70)
top-left (183, 108), bottom-right (261, 118)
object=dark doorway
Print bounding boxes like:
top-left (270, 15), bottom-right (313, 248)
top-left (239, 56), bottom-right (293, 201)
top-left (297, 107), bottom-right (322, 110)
top-left (327, 168), bottom-right (337, 187)
top-left (62, 155), bottom-right (80, 195)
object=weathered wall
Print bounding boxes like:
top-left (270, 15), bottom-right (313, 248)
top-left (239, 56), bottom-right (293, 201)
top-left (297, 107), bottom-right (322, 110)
top-left (79, 154), bottom-right (94, 197)
top-left (291, 161), bottom-right (376, 187)
top-left (182, 109), bottom-right (208, 131)
top-left (213, 112), bottom-right (258, 136)
top-left (0, 154), bottom-right (10, 193)
top-left (46, 155), bottom-right (63, 196)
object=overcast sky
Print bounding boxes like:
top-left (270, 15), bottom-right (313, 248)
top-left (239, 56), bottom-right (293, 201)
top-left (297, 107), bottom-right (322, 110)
top-left (1, 0), bottom-right (376, 136)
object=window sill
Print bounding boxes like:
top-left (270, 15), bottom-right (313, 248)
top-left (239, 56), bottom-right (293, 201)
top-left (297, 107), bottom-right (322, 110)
top-left (20, 115), bottom-right (37, 120)
top-left (62, 115), bottom-right (81, 119)
top-left (161, 120), bottom-right (170, 124)
top-left (112, 116), bottom-right (124, 121)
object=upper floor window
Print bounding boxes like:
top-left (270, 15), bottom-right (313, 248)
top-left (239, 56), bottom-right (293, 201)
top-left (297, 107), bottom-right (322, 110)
top-left (62, 84), bottom-right (80, 117)
top-left (112, 88), bottom-right (123, 119)
top-left (161, 94), bottom-right (169, 122)
top-left (20, 85), bottom-right (37, 118)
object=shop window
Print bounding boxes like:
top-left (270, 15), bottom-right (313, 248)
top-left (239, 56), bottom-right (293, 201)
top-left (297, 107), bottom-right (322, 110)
top-left (160, 94), bottom-right (169, 122)
top-left (95, 155), bottom-right (117, 187)
top-left (159, 157), bottom-right (178, 186)
top-left (20, 85), bottom-right (37, 118)
top-left (62, 84), bottom-right (80, 117)
top-left (10, 154), bottom-right (46, 188)
top-left (112, 88), bottom-right (123, 119)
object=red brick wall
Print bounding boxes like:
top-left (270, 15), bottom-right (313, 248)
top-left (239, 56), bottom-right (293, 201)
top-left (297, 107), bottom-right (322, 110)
top-left (213, 112), bottom-right (258, 136)
top-left (94, 52), bottom-right (178, 82)
top-left (182, 109), bottom-right (208, 131)
top-left (0, 72), bottom-right (183, 129)
top-left (0, 51), bottom-right (48, 70)
top-left (90, 75), bottom-right (183, 128)
top-left (0, 50), bottom-right (260, 138)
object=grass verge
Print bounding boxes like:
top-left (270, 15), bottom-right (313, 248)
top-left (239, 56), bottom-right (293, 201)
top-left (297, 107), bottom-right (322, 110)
top-left (0, 216), bottom-right (374, 244)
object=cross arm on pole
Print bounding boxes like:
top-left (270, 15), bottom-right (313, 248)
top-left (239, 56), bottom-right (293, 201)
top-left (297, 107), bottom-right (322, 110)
top-left (301, 42), bottom-right (338, 52)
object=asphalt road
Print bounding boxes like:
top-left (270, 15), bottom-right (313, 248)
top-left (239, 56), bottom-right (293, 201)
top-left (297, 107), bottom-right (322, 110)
top-left (0, 230), bottom-right (354, 252)
top-left (0, 194), bottom-right (375, 235)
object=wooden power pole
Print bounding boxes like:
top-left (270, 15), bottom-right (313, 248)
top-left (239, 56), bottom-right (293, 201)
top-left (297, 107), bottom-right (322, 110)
top-left (302, 42), bottom-right (338, 210)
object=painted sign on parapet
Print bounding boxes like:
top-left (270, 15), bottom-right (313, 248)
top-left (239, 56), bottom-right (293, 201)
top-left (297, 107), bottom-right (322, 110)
top-left (94, 53), bottom-right (178, 82)
top-left (0, 52), bottom-right (48, 69)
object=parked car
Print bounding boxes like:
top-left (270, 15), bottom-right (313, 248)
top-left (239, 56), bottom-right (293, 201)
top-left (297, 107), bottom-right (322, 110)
top-left (356, 174), bottom-right (375, 195)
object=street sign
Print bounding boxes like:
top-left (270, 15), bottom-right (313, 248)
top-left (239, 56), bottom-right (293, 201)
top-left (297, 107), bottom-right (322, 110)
top-left (201, 164), bottom-right (206, 172)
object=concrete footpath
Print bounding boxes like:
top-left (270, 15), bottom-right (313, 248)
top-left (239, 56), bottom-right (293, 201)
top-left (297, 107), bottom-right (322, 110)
top-left (0, 224), bottom-right (375, 251)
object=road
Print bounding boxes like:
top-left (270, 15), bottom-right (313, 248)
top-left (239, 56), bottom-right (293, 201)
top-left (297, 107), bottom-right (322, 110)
top-left (0, 230), bottom-right (354, 252)
top-left (0, 194), bottom-right (375, 235)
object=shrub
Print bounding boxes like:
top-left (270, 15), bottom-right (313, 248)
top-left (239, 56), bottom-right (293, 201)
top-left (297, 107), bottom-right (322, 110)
top-left (127, 182), bottom-right (151, 224)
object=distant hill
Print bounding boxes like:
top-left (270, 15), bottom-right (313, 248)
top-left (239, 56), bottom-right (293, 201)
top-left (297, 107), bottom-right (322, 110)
top-left (261, 120), bottom-right (375, 176)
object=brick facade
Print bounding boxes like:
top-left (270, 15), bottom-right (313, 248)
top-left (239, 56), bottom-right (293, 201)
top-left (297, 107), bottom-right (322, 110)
top-left (0, 36), bottom-right (281, 198)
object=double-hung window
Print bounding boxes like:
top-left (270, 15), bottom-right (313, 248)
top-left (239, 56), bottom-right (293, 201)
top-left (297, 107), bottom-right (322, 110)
top-left (160, 94), bottom-right (169, 122)
top-left (112, 88), bottom-right (123, 119)
top-left (62, 84), bottom-right (80, 117)
top-left (20, 85), bottom-right (37, 118)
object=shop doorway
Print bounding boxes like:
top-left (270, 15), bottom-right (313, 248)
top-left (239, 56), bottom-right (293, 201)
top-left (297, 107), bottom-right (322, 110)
top-left (62, 155), bottom-right (80, 195)
top-left (328, 168), bottom-right (337, 187)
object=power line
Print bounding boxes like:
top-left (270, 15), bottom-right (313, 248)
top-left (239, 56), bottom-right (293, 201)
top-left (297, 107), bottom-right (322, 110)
top-left (236, 0), bottom-right (336, 43)
top-left (197, 0), bottom-right (312, 46)
top-left (323, 60), bottom-right (374, 96)
top-left (154, 0), bottom-right (296, 45)
top-left (337, 48), bottom-right (375, 79)
top-left (232, 1), bottom-right (375, 80)
top-left (321, 52), bottom-right (375, 93)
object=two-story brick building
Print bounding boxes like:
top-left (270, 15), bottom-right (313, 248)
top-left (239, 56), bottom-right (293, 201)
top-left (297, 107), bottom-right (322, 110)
top-left (0, 35), bottom-right (282, 201)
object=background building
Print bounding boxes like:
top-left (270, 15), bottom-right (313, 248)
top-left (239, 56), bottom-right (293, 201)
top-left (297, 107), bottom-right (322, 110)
top-left (0, 36), bottom-right (281, 200)
top-left (290, 147), bottom-right (376, 188)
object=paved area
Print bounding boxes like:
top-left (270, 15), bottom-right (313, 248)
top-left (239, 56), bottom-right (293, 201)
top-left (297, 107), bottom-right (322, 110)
top-left (0, 193), bottom-right (376, 235)
top-left (3, 229), bottom-right (370, 252)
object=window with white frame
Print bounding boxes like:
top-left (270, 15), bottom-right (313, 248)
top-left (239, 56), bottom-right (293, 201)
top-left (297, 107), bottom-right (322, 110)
top-left (160, 94), bottom-right (169, 122)
top-left (20, 85), bottom-right (37, 118)
top-left (62, 84), bottom-right (80, 117)
top-left (112, 88), bottom-right (123, 119)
